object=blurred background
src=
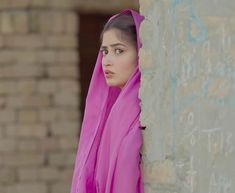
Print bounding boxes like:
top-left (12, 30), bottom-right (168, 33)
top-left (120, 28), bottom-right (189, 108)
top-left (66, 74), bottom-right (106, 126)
top-left (0, 0), bottom-right (138, 193)
top-left (2, 0), bottom-right (235, 193)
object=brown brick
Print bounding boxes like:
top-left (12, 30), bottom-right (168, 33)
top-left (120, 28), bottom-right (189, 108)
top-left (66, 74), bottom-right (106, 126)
top-left (50, 121), bottom-right (78, 136)
top-left (0, 64), bottom-right (44, 78)
top-left (39, 167), bottom-right (60, 181)
top-left (0, 96), bottom-right (6, 108)
top-left (0, 0), bottom-right (9, 9)
top-left (39, 11), bottom-right (65, 34)
top-left (49, 0), bottom-right (74, 9)
top-left (6, 182), bottom-right (47, 193)
top-left (0, 139), bottom-right (16, 152)
top-left (36, 50), bottom-right (56, 64)
top-left (0, 50), bottom-right (37, 64)
top-left (49, 11), bottom-right (66, 33)
top-left (3, 153), bottom-right (45, 166)
top-left (58, 80), bottom-right (80, 93)
top-left (0, 126), bottom-right (4, 139)
top-left (51, 180), bottom-right (71, 193)
top-left (6, 124), bottom-right (48, 138)
top-left (45, 35), bottom-right (78, 48)
top-left (53, 92), bottom-right (79, 107)
top-left (0, 35), bottom-right (3, 48)
top-left (0, 153), bottom-right (3, 165)
top-left (37, 80), bottom-right (57, 94)
top-left (55, 50), bottom-right (79, 63)
top-left (4, 35), bottom-right (45, 49)
top-left (58, 136), bottom-right (77, 150)
top-left (0, 49), bottom-right (58, 65)
top-left (58, 108), bottom-right (80, 121)
top-left (37, 11), bottom-right (51, 34)
top-left (30, 0), bottom-right (48, 8)
top-left (47, 66), bottom-right (78, 78)
top-left (51, 182), bottom-right (71, 193)
top-left (12, 11), bottom-right (28, 33)
top-left (65, 12), bottom-right (78, 34)
top-left (18, 109), bottom-right (39, 123)
top-left (7, 95), bottom-right (51, 108)
top-left (48, 152), bottom-right (75, 167)
top-left (0, 81), bottom-right (16, 94)
top-left (0, 109), bottom-right (16, 123)
top-left (58, 168), bottom-right (73, 181)
top-left (0, 50), bottom-right (14, 64)
top-left (39, 108), bottom-right (79, 122)
top-left (17, 80), bottom-right (37, 94)
top-left (0, 186), bottom-right (6, 193)
top-left (28, 10), bottom-right (40, 33)
top-left (18, 167), bottom-right (39, 181)
top-left (9, 0), bottom-right (30, 9)
top-left (40, 138), bottom-right (59, 152)
top-left (17, 139), bottom-right (40, 152)
top-left (0, 168), bottom-right (16, 184)
top-left (0, 12), bottom-right (14, 34)
top-left (16, 50), bottom-right (37, 63)
top-left (39, 108), bottom-right (58, 122)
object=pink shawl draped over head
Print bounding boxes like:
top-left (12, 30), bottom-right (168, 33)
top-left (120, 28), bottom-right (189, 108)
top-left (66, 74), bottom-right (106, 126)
top-left (70, 9), bottom-right (145, 193)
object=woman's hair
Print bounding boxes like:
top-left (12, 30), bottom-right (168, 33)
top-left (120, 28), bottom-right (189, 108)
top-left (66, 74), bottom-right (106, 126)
top-left (99, 13), bottom-right (137, 48)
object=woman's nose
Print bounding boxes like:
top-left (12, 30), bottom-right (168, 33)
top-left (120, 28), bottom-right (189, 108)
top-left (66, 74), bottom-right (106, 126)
top-left (103, 62), bottom-right (112, 66)
top-left (102, 55), bottom-right (113, 66)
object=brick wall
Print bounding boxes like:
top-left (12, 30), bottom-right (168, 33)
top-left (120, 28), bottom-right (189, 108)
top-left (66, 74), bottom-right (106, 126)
top-left (0, 1), bottom-right (80, 193)
top-left (75, 0), bottom-right (138, 13)
top-left (0, 0), bottom-right (141, 192)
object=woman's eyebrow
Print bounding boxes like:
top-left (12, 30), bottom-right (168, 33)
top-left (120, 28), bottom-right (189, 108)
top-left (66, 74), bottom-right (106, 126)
top-left (101, 43), bottom-right (127, 49)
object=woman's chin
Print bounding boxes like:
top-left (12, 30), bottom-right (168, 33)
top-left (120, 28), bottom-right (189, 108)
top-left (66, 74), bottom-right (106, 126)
top-left (106, 81), bottom-right (124, 89)
top-left (106, 81), bottom-right (117, 87)
top-left (106, 80), bottom-right (117, 86)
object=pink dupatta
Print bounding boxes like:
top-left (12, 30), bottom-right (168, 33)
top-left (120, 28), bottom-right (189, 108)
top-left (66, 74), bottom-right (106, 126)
top-left (70, 9), bottom-right (145, 193)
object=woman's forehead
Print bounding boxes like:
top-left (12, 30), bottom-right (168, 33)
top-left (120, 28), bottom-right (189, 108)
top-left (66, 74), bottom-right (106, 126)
top-left (102, 29), bottom-right (129, 46)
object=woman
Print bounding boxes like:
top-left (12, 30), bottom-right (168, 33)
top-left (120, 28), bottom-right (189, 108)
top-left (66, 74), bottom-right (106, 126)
top-left (70, 9), bottom-right (145, 193)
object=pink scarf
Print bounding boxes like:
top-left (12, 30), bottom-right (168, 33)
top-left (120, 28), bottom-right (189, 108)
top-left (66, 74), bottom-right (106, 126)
top-left (70, 9), bottom-right (145, 193)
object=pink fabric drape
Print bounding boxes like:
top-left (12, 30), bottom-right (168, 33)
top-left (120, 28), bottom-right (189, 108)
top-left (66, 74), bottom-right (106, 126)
top-left (70, 9), bottom-right (145, 193)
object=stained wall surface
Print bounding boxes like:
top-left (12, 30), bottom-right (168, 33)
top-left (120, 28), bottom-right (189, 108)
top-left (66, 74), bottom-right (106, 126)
top-left (139, 0), bottom-right (235, 192)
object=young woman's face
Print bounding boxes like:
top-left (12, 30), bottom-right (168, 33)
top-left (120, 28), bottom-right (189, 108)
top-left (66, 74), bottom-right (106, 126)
top-left (100, 29), bottom-right (137, 89)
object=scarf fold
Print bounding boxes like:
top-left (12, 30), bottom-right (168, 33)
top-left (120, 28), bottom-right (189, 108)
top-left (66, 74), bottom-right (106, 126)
top-left (70, 9), bottom-right (145, 193)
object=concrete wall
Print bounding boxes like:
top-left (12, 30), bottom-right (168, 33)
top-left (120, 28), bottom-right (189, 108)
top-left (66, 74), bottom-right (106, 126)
top-left (139, 0), bottom-right (235, 192)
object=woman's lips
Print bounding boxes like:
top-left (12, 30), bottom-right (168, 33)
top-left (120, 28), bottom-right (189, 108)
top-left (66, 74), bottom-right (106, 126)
top-left (104, 70), bottom-right (114, 78)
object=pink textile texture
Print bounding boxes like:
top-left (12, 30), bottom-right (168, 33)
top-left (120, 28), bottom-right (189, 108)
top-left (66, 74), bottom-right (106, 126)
top-left (70, 9), bottom-right (145, 193)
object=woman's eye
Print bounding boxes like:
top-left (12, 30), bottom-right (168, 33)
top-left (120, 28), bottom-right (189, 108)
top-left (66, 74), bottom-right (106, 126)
top-left (115, 48), bottom-right (123, 55)
top-left (101, 49), bottom-right (108, 56)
